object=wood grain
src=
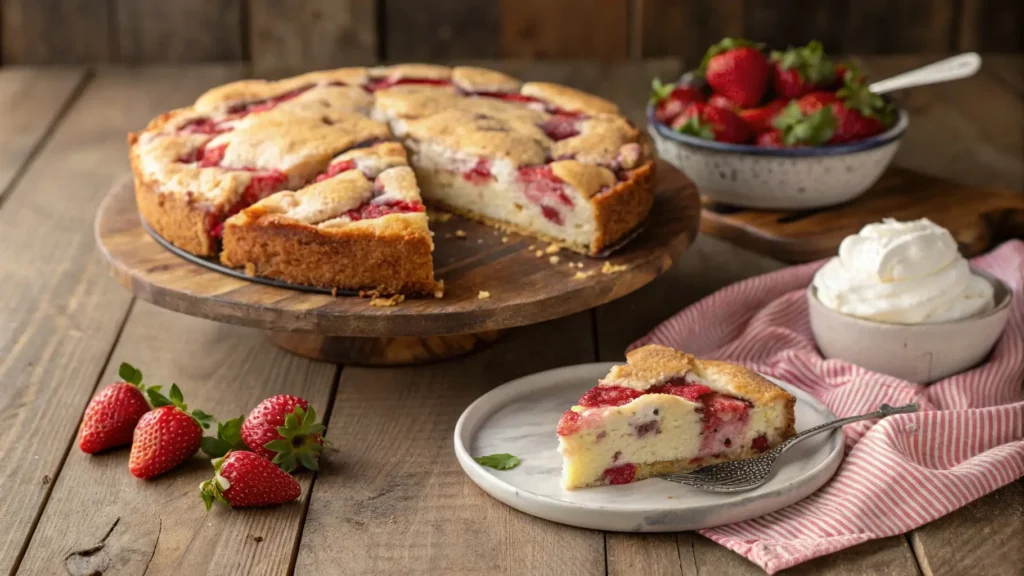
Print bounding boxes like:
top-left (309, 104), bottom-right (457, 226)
top-left (909, 480), bottom-right (1024, 576)
top-left (270, 330), bottom-right (505, 366)
top-left (843, 0), bottom-right (955, 53)
top-left (699, 167), bottom-right (1024, 264)
top-left (1, 0), bottom-right (114, 64)
top-left (117, 0), bottom-right (244, 63)
top-left (94, 162), bottom-right (699, 337)
top-left (295, 313), bottom-right (606, 575)
top-left (958, 0), bottom-right (1024, 52)
top-left (384, 0), bottom-right (500, 61)
top-left (17, 301), bottom-right (338, 575)
top-left (743, 1), bottom-right (849, 54)
top-left (0, 67), bottom-right (86, 200)
top-left (249, 0), bottom-right (378, 78)
top-left (637, 0), bottom-right (744, 65)
top-left (499, 0), bottom-right (630, 60)
top-left (0, 65), bottom-right (243, 575)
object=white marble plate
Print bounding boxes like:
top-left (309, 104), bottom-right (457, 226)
top-left (454, 362), bottom-right (844, 532)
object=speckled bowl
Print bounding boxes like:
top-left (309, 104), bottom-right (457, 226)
top-left (807, 268), bottom-right (1012, 383)
top-left (646, 104), bottom-right (909, 210)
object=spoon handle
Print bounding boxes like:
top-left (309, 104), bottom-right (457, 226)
top-left (869, 53), bottom-right (982, 95)
top-left (778, 403), bottom-right (919, 455)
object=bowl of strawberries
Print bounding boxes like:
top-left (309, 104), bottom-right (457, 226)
top-left (647, 38), bottom-right (908, 210)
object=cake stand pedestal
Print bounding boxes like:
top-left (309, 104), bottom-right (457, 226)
top-left (95, 161), bottom-right (701, 366)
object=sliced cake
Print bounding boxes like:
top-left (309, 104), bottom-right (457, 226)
top-left (557, 345), bottom-right (796, 489)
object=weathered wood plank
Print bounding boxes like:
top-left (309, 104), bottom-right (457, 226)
top-left (958, 0), bottom-right (1024, 53)
top-left (499, 0), bottom-right (630, 60)
top-left (909, 480), bottom-right (1024, 576)
top-left (983, 54), bottom-right (1024, 95)
top-left (0, 0), bottom-right (113, 64)
top-left (117, 0), bottom-right (244, 63)
top-left (0, 64), bottom-right (242, 575)
top-left (858, 54), bottom-right (1024, 191)
top-left (843, 0), bottom-right (955, 53)
top-left (17, 302), bottom-right (337, 575)
top-left (637, 0), bottom-right (744, 66)
top-left (295, 315), bottom-right (606, 575)
top-left (249, 0), bottom-right (378, 78)
top-left (0, 67), bottom-right (86, 201)
top-left (743, 1), bottom-right (848, 54)
top-left (385, 0), bottom-right (500, 61)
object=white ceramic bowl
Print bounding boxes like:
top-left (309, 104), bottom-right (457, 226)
top-left (647, 105), bottom-right (909, 210)
top-left (807, 269), bottom-right (1012, 383)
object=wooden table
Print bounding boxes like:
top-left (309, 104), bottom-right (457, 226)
top-left (0, 56), bottom-right (1020, 576)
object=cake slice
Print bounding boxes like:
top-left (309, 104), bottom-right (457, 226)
top-left (220, 155), bottom-right (436, 295)
top-left (557, 345), bottom-right (795, 489)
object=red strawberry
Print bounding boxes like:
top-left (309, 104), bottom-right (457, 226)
top-left (830, 104), bottom-right (886, 143)
top-left (78, 363), bottom-right (152, 454)
top-left (200, 451), bottom-right (301, 510)
top-left (241, 395), bottom-right (325, 472)
top-left (769, 41), bottom-right (837, 99)
top-left (700, 38), bottom-right (770, 108)
top-left (830, 75), bottom-right (895, 143)
top-left (128, 384), bottom-right (214, 479)
top-left (650, 78), bottom-right (704, 124)
top-left (707, 94), bottom-right (737, 110)
top-left (672, 103), bottom-right (752, 144)
top-left (763, 102), bottom-right (837, 147)
top-left (738, 100), bottom-right (789, 133)
top-left (797, 91), bottom-right (840, 115)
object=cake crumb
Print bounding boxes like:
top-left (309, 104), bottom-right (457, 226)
top-left (535, 249), bottom-right (544, 257)
top-left (501, 236), bottom-right (509, 243)
top-left (427, 210), bottom-right (452, 223)
top-left (544, 243), bottom-right (561, 255)
top-left (573, 269), bottom-right (598, 280)
top-left (478, 290), bottom-right (491, 300)
top-left (576, 262), bottom-right (585, 268)
top-left (455, 229), bottom-right (467, 239)
top-left (477, 239), bottom-right (483, 244)
top-left (444, 233), bottom-right (452, 239)
top-left (433, 280), bottom-right (445, 299)
top-left (601, 262), bottom-right (629, 274)
top-left (528, 244), bottom-right (536, 250)
top-left (549, 255), bottom-right (560, 264)
top-left (370, 294), bottom-right (405, 307)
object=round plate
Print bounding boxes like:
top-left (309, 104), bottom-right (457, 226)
top-left (95, 161), bottom-right (700, 337)
top-left (453, 362), bottom-right (843, 532)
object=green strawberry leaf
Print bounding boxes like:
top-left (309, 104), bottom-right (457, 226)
top-left (698, 37), bottom-right (765, 75)
top-left (650, 77), bottom-right (674, 104)
top-left (218, 416), bottom-right (244, 448)
top-left (145, 388), bottom-right (173, 408)
top-left (201, 437), bottom-right (232, 458)
top-left (263, 439), bottom-right (292, 453)
top-left (298, 452), bottom-right (319, 471)
top-left (474, 453), bottom-right (520, 471)
top-left (772, 102), bottom-right (806, 131)
top-left (771, 41), bottom-right (835, 85)
top-left (169, 383), bottom-right (185, 407)
top-left (674, 114), bottom-right (715, 140)
top-left (200, 416), bottom-right (246, 456)
top-left (191, 409), bottom-right (217, 430)
top-left (118, 362), bottom-right (143, 386)
top-left (265, 403), bottom-right (325, 473)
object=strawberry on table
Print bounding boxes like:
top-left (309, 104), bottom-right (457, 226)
top-left (241, 395), bottom-right (326, 472)
top-left (769, 41), bottom-right (837, 99)
top-left (128, 384), bottom-right (214, 479)
top-left (78, 362), bottom-right (152, 454)
top-left (738, 99), bottom-right (789, 133)
top-left (650, 77), bottom-right (704, 124)
top-left (757, 102), bottom-right (837, 148)
top-left (700, 38), bottom-right (770, 108)
top-left (672, 103), bottom-right (752, 144)
top-left (200, 451), bottom-right (302, 510)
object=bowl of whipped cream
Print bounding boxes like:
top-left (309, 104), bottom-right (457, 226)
top-left (807, 218), bottom-right (1011, 383)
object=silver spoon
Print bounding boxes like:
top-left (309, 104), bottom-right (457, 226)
top-left (868, 52), bottom-right (981, 94)
top-left (658, 402), bottom-right (919, 492)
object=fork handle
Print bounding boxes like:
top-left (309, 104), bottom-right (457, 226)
top-left (778, 403), bottom-right (919, 455)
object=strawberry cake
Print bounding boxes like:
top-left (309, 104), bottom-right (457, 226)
top-left (129, 65), bottom-right (655, 294)
top-left (557, 345), bottom-right (795, 489)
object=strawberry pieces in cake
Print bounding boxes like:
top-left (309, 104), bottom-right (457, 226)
top-left (517, 165), bottom-right (574, 225)
top-left (463, 158), bottom-right (494, 184)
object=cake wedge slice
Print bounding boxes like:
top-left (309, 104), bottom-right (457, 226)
top-left (557, 345), bottom-right (795, 489)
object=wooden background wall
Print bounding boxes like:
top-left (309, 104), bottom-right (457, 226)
top-left (1, 0), bottom-right (1020, 75)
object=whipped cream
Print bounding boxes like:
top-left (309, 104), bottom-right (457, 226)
top-left (812, 218), bottom-right (994, 324)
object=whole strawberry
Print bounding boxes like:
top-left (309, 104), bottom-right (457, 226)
top-left (758, 102), bottom-right (836, 148)
top-left (129, 384), bottom-right (214, 479)
top-left (242, 395), bottom-right (325, 472)
top-left (701, 38), bottom-right (769, 108)
top-left (797, 91), bottom-right (840, 115)
top-left (831, 77), bottom-right (893, 143)
top-left (738, 99), bottom-right (789, 133)
top-left (650, 78), bottom-right (704, 124)
top-left (200, 451), bottom-right (301, 510)
top-left (78, 363), bottom-right (152, 454)
top-left (672, 103), bottom-right (751, 144)
top-left (769, 41), bottom-right (837, 99)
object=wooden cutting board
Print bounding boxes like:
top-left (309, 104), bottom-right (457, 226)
top-left (700, 167), bottom-right (1024, 263)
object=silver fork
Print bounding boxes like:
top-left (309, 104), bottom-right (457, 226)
top-left (658, 403), bottom-right (919, 492)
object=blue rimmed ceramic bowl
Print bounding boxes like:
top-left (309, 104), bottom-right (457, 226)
top-left (646, 104), bottom-right (909, 210)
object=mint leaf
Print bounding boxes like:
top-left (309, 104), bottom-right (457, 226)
top-left (474, 453), bottom-right (520, 471)
top-left (118, 362), bottom-right (143, 386)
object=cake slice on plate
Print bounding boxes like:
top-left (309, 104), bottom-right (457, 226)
top-left (557, 345), bottom-right (795, 489)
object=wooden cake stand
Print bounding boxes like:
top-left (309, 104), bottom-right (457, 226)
top-left (95, 161), bottom-right (700, 365)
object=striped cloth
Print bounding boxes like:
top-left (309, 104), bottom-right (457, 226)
top-left (631, 239), bottom-right (1024, 574)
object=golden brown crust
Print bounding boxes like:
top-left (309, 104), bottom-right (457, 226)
top-left (131, 146), bottom-right (217, 256)
top-left (590, 162), bottom-right (656, 254)
top-left (700, 360), bottom-right (796, 408)
top-left (220, 218), bottom-right (436, 295)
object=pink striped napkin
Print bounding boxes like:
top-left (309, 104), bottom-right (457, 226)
top-left (631, 240), bottom-right (1024, 574)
